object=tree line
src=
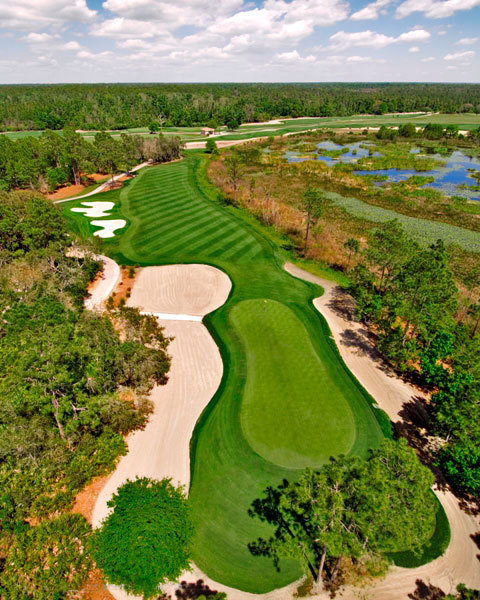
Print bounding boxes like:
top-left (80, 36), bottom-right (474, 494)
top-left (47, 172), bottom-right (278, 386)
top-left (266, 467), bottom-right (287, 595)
top-left (349, 220), bottom-right (480, 498)
top-left (0, 127), bottom-right (182, 193)
top-left (0, 190), bottom-right (171, 598)
top-left (1, 83), bottom-right (480, 131)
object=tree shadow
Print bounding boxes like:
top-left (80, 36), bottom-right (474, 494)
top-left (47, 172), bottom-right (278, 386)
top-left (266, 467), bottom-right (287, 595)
top-left (325, 286), bottom-right (357, 322)
top-left (395, 395), bottom-right (452, 490)
top-left (470, 532), bottom-right (480, 561)
top-left (174, 579), bottom-right (224, 600)
top-left (408, 579), bottom-right (446, 599)
top-left (339, 327), bottom-right (380, 362)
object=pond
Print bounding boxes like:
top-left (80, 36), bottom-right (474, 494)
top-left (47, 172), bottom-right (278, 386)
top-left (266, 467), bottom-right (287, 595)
top-left (286, 142), bottom-right (480, 202)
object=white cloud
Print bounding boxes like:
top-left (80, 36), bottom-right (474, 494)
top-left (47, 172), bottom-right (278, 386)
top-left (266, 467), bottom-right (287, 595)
top-left (350, 0), bottom-right (391, 20)
top-left (0, 0), bottom-right (96, 31)
top-left (397, 29), bottom-right (431, 42)
top-left (329, 28), bottom-right (430, 49)
top-left (63, 40), bottom-right (80, 50)
top-left (101, 0), bottom-right (243, 27)
top-left (77, 50), bottom-right (113, 60)
top-left (409, 45), bottom-right (420, 52)
top-left (23, 32), bottom-right (55, 43)
top-left (90, 17), bottom-right (163, 38)
top-left (444, 50), bottom-right (475, 60)
top-left (438, 29), bottom-right (447, 34)
top-left (117, 38), bottom-right (151, 49)
top-left (345, 54), bottom-right (386, 62)
top-left (421, 55), bottom-right (435, 61)
top-left (330, 30), bottom-right (395, 49)
top-left (396, 0), bottom-right (480, 19)
top-left (274, 49), bottom-right (315, 62)
top-left (456, 37), bottom-right (478, 45)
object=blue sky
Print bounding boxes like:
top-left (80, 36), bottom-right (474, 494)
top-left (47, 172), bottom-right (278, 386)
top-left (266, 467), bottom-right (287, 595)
top-left (0, 0), bottom-right (479, 83)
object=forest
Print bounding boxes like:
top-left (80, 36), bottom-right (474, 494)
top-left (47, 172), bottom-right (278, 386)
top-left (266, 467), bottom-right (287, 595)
top-left (0, 128), bottom-right (182, 192)
top-left (1, 83), bottom-right (480, 131)
top-left (0, 191), bottom-right (171, 598)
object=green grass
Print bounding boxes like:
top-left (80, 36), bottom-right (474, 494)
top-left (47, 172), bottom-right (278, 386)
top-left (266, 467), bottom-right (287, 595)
top-left (232, 299), bottom-right (369, 469)
top-left (388, 496), bottom-right (451, 567)
top-left (6, 112), bottom-right (479, 143)
top-left (322, 190), bottom-right (480, 253)
top-left (65, 153), bottom-right (449, 592)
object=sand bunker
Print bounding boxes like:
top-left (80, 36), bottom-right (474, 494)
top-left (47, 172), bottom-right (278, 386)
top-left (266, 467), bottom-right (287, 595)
top-left (71, 201), bottom-right (115, 218)
top-left (91, 219), bottom-right (126, 238)
top-left (127, 264), bottom-right (231, 316)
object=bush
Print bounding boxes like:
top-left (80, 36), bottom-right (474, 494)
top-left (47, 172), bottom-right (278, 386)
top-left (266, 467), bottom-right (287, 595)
top-left (94, 477), bottom-right (194, 598)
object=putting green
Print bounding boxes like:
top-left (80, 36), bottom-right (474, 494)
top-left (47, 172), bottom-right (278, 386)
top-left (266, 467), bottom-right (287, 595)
top-left (231, 299), bottom-right (355, 468)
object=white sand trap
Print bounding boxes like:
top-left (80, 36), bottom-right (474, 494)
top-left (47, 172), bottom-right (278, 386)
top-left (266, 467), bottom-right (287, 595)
top-left (127, 264), bottom-right (231, 316)
top-left (91, 219), bottom-right (126, 238)
top-left (71, 201), bottom-right (114, 218)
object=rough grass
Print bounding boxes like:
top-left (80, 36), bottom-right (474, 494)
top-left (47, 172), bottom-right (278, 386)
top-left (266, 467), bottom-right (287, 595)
top-left (66, 153), bottom-right (449, 592)
top-left (322, 190), bottom-right (480, 253)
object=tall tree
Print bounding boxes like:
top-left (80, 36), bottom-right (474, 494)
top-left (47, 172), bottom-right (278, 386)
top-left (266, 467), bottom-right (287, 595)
top-left (249, 440), bottom-right (436, 590)
top-left (300, 187), bottom-right (325, 254)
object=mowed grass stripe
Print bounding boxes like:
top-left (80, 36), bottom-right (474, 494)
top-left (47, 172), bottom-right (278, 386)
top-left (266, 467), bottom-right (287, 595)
top-left (147, 213), bottom-right (233, 250)
top-left (160, 220), bottom-right (239, 254)
top-left (138, 206), bottom-right (220, 240)
top-left (221, 236), bottom-right (262, 261)
top-left (190, 226), bottom-right (249, 256)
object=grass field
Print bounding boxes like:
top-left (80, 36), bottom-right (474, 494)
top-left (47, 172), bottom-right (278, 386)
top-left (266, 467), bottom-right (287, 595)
top-left (63, 154), bottom-right (448, 592)
top-left (322, 189), bottom-right (480, 253)
top-left (4, 111), bottom-right (480, 143)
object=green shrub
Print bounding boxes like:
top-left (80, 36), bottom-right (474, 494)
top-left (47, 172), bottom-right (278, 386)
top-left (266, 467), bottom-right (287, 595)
top-left (94, 477), bottom-right (194, 598)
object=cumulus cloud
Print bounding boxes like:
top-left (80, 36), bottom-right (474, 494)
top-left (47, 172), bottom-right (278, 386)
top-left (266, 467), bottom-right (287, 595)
top-left (350, 0), bottom-right (391, 20)
top-left (274, 49), bottom-right (315, 62)
top-left (90, 17), bottom-right (165, 39)
top-left (0, 0), bottom-right (96, 31)
top-left (421, 56), bottom-right (435, 61)
top-left (456, 37), bottom-right (478, 45)
top-left (23, 32), bottom-right (56, 43)
top-left (77, 50), bottom-right (113, 60)
top-left (63, 40), bottom-right (80, 50)
top-left (329, 28), bottom-right (430, 49)
top-left (396, 0), bottom-right (480, 19)
top-left (444, 50), bottom-right (475, 60)
top-left (101, 0), bottom-right (243, 27)
top-left (409, 46), bottom-right (420, 52)
top-left (397, 29), bottom-right (431, 42)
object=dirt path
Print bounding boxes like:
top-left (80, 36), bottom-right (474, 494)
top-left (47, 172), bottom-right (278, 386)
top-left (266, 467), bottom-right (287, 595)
top-left (284, 262), bottom-right (480, 597)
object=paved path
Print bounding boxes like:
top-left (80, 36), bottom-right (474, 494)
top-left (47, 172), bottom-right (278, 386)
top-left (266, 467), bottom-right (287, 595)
top-left (54, 161), bottom-right (150, 204)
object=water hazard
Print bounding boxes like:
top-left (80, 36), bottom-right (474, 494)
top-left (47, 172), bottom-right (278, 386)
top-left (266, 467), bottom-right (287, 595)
top-left (286, 141), bottom-right (480, 202)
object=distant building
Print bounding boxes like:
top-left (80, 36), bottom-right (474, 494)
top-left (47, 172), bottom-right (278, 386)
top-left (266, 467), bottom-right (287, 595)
top-left (201, 127), bottom-right (215, 136)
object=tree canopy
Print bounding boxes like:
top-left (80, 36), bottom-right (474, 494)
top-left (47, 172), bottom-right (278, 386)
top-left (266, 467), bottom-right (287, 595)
top-left (0, 191), bottom-right (171, 597)
top-left (94, 477), bottom-right (194, 598)
top-left (249, 439), bottom-right (435, 591)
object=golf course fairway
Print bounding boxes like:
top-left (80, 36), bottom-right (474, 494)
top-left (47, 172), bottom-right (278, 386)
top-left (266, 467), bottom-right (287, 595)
top-left (64, 154), bottom-right (447, 593)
